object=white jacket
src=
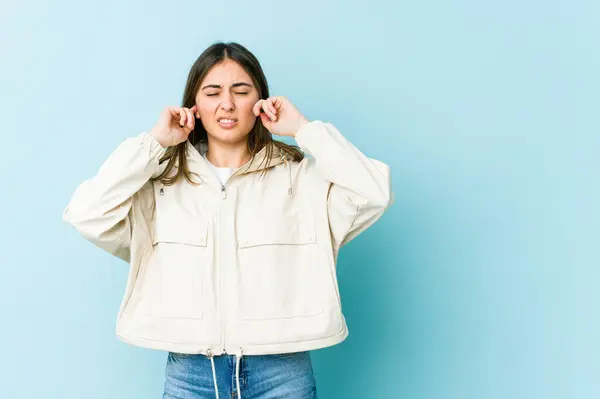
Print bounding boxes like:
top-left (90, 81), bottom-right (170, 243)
top-left (63, 120), bottom-right (393, 358)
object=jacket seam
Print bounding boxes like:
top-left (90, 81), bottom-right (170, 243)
top-left (119, 323), bottom-right (345, 346)
top-left (338, 203), bottom-right (361, 250)
top-left (120, 241), bottom-right (150, 312)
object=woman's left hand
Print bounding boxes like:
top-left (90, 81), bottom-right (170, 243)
top-left (253, 96), bottom-right (309, 137)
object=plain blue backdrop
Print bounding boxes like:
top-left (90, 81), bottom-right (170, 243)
top-left (1, 0), bottom-right (598, 398)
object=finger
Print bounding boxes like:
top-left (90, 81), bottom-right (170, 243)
top-left (190, 104), bottom-right (197, 113)
top-left (262, 101), bottom-right (276, 121)
top-left (184, 108), bottom-right (194, 129)
top-left (267, 98), bottom-right (278, 119)
top-left (259, 112), bottom-right (271, 127)
top-left (253, 100), bottom-right (264, 116)
top-left (179, 108), bottom-right (186, 127)
top-left (186, 108), bottom-right (195, 129)
top-left (168, 106), bottom-right (181, 120)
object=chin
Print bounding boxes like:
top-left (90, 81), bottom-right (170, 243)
top-left (208, 126), bottom-right (251, 143)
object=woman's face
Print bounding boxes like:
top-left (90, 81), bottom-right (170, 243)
top-left (195, 60), bottom-right (261, 145)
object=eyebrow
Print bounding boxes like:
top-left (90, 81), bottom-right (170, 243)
top-left (201, 82), bottom-right (254, 90)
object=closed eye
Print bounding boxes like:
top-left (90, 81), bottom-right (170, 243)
top-left (206, 92), bottom-right (249, 97)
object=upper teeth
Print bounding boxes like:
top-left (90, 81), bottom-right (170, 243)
top-left (220, 119), bottom-right (235, 123)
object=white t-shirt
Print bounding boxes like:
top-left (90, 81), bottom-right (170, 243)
top-left (203, 153), bottom-right (234, 186)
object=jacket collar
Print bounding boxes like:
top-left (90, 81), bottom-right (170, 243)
top-left (182, 140), bottom-right (287, 188)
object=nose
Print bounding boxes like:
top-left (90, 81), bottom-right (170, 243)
top-left (220, 92), bottom-right (235, 111)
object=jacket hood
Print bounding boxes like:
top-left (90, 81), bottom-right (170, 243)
top-left (190, 140), bottom-right (287, 176)
top-left (182, 139), bottom-right (295, 195)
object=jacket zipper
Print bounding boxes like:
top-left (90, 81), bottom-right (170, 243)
top-left (196, 153), bottom-right (248, 356)
top-left (218, 183), bottom-right (228, 354)
top-left (213, 168), bottom-right (242, 355)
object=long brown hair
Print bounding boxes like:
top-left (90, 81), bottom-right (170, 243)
top-left (153, 42), bottom-right (304, 185)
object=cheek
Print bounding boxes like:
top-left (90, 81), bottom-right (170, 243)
top-left (194, 94), bottom-right (258, 119)
top-left (239, 95), bottom-right (260, 115)
top-left (197, 109), bottom-right (212, 124)
top-left (195, 99), bottom-right (216, 118)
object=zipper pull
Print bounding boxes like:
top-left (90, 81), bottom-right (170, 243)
top-left (221, 185), bottom-right (227, 199)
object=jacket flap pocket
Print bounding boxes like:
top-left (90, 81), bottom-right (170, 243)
top-left (153, 217), bottom-right (208, 247)
top-left (239, 210), bottom-right (315, 248)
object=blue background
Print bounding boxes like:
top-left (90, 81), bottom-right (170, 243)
top-left (1, 0), bottom-right (598, 398)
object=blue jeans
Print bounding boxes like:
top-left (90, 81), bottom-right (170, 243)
top-left (162, 351), bottom-right (317, 399)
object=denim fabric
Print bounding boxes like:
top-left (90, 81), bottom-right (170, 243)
top-left (162, 351), bottom-right (317, 399)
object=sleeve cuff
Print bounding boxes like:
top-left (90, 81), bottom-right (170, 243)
top-left (294, 120), bottom-right (324, 155)
top-left (140, 132), bottom-right (167, 160)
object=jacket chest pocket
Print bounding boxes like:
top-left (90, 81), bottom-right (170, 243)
top-left (135, 215), bottom-right (209, 320)
top-left (237, 210), bottom-right (323, 321)
top-left (153, 217), bottom-right (208, 246)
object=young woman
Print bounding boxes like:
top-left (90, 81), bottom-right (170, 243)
top-left (63, 42), bottom-right (393, 399)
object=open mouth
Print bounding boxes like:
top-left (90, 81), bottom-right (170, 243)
top-left (217, 117), bottom-right (238, 129)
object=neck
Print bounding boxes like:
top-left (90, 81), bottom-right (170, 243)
top-left (205, 138), bottom-right (251, 169)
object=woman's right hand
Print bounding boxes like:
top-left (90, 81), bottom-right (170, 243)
top-left (149, 105), bottom-right (198, 148)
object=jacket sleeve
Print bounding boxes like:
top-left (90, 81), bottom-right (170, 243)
top-left (62, 132), bottom-right (167, 261)
top-left (294, 121), bottom-right (394, 251)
